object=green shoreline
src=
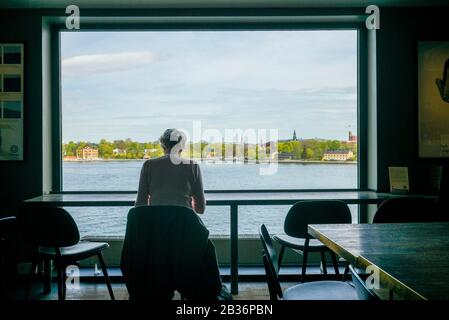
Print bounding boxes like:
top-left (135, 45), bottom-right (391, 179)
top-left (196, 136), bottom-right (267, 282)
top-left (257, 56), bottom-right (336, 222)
top-left (63, 159), bottom-right (357, 164)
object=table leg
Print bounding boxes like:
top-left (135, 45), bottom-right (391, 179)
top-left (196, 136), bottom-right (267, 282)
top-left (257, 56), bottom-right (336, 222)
top-left (230, 204), bottom-right (238, 295)
top-left (43, 259), bottom-right (52, 293)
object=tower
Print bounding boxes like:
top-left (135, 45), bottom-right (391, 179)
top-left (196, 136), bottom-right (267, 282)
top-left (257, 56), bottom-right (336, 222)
top-left (293, 130), bottom-right (297, 141)
top-left (348, 131), bottom-right (357, 143)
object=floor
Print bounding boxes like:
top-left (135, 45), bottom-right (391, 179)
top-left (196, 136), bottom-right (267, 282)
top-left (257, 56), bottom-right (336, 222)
top-left (13, 281), bottom-right (278, 300)
top-left (7, 265), bottom-right (392, 300)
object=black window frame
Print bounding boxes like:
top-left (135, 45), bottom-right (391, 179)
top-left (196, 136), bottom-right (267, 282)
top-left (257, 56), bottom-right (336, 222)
top-left (49, 10), bottom-right (368, 193)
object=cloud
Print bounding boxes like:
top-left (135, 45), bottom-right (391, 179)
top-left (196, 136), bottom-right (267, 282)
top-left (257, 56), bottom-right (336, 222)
top-left (61, 31), bottom-right (357, 141)
top-left (62, 52), bottom-right (156, 76)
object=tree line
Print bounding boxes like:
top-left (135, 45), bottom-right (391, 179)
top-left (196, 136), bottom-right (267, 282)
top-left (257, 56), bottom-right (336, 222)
top-left (277, 139), bottom-right (357, 160)
top-left (63, 138), bottom-right (357, 161)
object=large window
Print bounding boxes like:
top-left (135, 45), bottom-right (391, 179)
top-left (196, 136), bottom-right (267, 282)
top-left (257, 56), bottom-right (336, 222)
top-left (61, 30), bottom-right (358, 236)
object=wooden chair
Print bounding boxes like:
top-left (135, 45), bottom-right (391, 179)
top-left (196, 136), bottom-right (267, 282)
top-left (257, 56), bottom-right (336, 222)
top-left (273, 200), bottom-right (352, 282)
top-left (259, 224), bottom-right (358, 300)
top-left (22, 207), bottom-right (114, 300)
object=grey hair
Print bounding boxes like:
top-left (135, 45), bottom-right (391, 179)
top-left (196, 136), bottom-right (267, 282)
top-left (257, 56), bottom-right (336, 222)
top-left (159, 129), bottom-right (186, 153)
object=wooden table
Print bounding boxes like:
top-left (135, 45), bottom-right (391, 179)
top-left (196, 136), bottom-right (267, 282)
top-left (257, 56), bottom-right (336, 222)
top-left (23, 190), bottom-right (430, 295)
top-left (308, 222), bottom-right (449, 300)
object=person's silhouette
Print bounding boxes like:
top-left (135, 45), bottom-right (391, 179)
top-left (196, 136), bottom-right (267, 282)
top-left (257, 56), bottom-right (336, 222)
top-left (436, 58), bottom-right (449, 103)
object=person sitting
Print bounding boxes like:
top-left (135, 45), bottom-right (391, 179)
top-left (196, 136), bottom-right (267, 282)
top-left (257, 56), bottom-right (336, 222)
top-left (135, 129), bottom-right (206, 213)
top-left (122, 129), bottom-right (231, 300)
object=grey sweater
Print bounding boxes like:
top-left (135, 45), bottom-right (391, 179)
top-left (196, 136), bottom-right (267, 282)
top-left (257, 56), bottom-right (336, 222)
top-left (135, 155), bottom-right (206, 213)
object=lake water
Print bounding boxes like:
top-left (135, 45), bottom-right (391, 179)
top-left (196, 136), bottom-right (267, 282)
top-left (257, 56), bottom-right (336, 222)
top-left (63, 161), bottom-right (357, 236)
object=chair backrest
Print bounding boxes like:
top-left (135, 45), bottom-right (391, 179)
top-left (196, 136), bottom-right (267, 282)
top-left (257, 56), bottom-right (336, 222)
top-left (262, 254), bottom-right (280, 300)
top-left (434, 197), bottom-right (449, 221)
top-left (348, 265), bottom-right (378, 300)
top-left (121, 205), bottom-right (220, 300)
top-left (373, 197), bottom-right (439, 223)
top-left (258, 224), bottom-right (283, 300)
top-left (22, 207), bottom-right (80, 247)
top-left (0, 216), bottom-right (17, 237)
top-left (284, 200), bottom-right (352, 238)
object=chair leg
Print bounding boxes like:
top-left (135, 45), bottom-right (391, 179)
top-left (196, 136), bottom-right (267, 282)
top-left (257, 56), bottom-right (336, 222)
top-left (300, 247), bottom-right (308, 283)
top-left (43, 258), bottom-right (52, 294)
top-left (330, 251), bottom-right (340, 276)
top-left (320, 250), bottom-right (328, 276)
top-left (62, 264), bottom-right (67, 300)
top-left (25, 258), bottom-right (38, 300)
top-left (342, 263), bottom-right (350, 281)
top-left (277, 245), bottom-right (285, 270)
top-left (97, 252), bottom-right (115, 300)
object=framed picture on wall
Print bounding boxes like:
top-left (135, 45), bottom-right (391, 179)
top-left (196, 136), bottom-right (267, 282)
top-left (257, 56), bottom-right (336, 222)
top-left (0, 43), bottom-right (24, 161)
top-left (418, 41), bottom-right (449, 159)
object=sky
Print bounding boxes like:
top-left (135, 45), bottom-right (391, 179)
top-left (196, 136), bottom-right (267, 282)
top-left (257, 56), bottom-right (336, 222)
top-left (61, 30), bottom-right (358, 143)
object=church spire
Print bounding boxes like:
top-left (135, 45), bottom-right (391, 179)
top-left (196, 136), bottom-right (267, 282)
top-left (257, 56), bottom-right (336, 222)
top-left (293, 130), bottom-right (297, 141)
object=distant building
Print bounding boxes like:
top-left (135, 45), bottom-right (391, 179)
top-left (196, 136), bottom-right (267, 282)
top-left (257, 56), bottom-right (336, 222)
top-left (322, 149), bottom-right (354, 161)
top-left (63, 155), bottom-right (78, 161)
top-left (205, 147), bottom-right (216, 159)
top-left (348, 131), bottom-right (357, 143)
top-left (142, 148), bottom-right (158, 159)
top-left (76, 147), bottom-right (99, 160)
top-left (278, 152), bottom-right (294, 160)
top-left (113, 148), bottom-right (126, 155)
top-left (292, 130), bottom-right (298, 141)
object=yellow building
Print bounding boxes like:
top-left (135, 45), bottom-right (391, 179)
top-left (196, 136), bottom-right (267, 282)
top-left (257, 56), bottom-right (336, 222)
top-left (322, 149), bottom-right (354, 161)
top-left (76, 146), bottom-right (99, 160)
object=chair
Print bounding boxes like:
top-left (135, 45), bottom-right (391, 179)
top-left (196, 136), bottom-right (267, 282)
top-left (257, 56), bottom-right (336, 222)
top-left (373, 197), bottom-right (441, 223)
top-left (0, 216), bottom-right (17, 299)
top-left (22, 207), bottom-right (114, 300)
top-left (120, 205), bottom-right (223, 300)
top-left (273, 200), bottom-right (352, 282)
top-left (347, 264), bottom-right (378, 300)
top-left (259, 224), bottom-right (358, 300)
top-left (434, 197), bottom-right (449, 221)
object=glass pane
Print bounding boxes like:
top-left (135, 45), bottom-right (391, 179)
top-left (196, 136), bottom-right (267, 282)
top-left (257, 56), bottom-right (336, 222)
top-left (239, 204), bottom-right (358, 237)
top-left (61, 30), bottom-right (359, 236)
top-left (67, 206), bottom-right (130, 237)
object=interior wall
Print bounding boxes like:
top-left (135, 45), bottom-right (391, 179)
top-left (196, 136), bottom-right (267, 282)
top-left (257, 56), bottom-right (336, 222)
top-left (0, 11), bottom-right (44, 217)
top-left (376, 7), bottom-right (449, 192)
